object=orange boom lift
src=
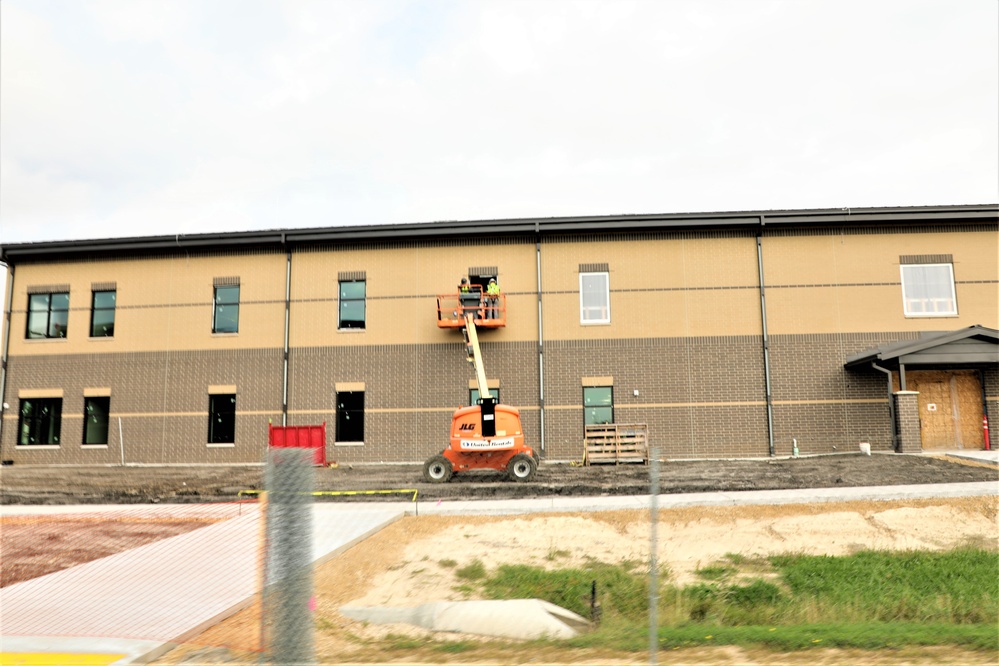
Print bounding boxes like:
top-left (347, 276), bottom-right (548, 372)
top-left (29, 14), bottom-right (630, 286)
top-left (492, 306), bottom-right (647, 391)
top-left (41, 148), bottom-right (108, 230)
top-left (424, 287), bottom-right (538, 483)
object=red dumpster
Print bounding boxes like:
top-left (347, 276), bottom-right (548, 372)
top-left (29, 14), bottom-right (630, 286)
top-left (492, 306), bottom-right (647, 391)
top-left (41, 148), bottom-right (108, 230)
top-left (268, 422), bottom-right (327, 466)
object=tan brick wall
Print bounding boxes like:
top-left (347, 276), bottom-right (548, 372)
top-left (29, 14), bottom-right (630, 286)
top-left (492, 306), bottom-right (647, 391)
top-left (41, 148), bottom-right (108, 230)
top-left (8, 252), bottom-right (288, 356)
top-left (895, 392), bottom-right (922, 453)
top-left (541, 233), bottom-right (763, 340)
top-left (540, 335), bottom-right (769, 460)
top-left (1, 349), bottom-right (283, 464)
top-left (763, 228), bottom-right (999, 335)
top-left (2, 222), bottom-right (995, 465)
top-left (290, 240), bottom-right (539, 348)
top-left (286, 340), bottom-right (540, 464)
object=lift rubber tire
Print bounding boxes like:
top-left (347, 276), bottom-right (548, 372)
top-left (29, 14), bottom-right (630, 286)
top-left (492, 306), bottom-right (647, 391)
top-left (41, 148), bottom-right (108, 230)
top-left (507, 453), bottom-right (537, 482)
top-left (423, 455), bottom-right (453, 483)
top-left (531, 450), bottom-right (540, 466)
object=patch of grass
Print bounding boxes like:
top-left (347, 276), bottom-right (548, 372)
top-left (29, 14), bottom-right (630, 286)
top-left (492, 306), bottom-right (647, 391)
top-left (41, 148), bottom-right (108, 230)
top-left (770, 548), bottom-right (998, 624)
top-left (567, 621), bottom-right (999, 652)
top-left (695, 564), bottom-right (735, 581)
top-left (465, 548), bottom-right (998, 652)
top-left (314, 616), bottom-right (336, 632)
top-left (453, 583), bottom-right (476, 597)
top-left (483, 562), bottom-right (646, 620)
top-left (546, 547), bottom-right (571, 562)
top-left (455, 559), bottom-right (487, 581)
top-left (379, 633), bottom-right (426, 651)
top-left (433, 640), bottom-right (477, 654)
top-left (438, 558), bottom-right (457, 568)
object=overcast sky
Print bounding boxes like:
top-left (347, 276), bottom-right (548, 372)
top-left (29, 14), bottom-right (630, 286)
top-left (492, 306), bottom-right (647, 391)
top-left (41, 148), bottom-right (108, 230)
top-left (0, 0), bottom-right (997, 248)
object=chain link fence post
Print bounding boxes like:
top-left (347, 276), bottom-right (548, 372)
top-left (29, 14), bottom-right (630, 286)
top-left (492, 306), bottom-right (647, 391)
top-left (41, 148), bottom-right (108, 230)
top-left (649, 445), bottom-right (659, 666)
top-left (264, 448), bottom-right (315, 665)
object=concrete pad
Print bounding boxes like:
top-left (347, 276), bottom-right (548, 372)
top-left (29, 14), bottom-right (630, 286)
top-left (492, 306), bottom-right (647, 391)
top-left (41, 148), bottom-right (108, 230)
top-left (0, 505), bottom-right (404, 664)
top-left (3, 480), bottom-right (996, 663)
top-left (341, 599), bottom-right (590, 640)
top-left (945, 450), bottom-right (999, 466)
top-left (403, 481), bottom-right (998, 517)
top-left (1, 636), bottom-right (162, 666)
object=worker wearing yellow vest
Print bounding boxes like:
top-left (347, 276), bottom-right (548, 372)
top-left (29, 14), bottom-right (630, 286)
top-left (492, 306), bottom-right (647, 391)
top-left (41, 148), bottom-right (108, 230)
top-left (485, 277), bottom-right (501, 320)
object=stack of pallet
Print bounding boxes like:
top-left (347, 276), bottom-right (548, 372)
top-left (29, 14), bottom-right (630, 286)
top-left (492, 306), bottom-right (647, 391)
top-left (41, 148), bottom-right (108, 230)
top-left (583, 423), bottom-right (649, 465)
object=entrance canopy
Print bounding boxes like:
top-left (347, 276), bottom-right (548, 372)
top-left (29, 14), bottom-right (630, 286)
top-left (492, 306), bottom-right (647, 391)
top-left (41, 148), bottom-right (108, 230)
top-left (845, 325), bottom-right (999, 372)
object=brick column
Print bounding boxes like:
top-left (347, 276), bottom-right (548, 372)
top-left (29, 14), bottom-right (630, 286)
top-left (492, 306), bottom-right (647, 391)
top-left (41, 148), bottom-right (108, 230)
top-left (895, 391), bottom-right (921, 453)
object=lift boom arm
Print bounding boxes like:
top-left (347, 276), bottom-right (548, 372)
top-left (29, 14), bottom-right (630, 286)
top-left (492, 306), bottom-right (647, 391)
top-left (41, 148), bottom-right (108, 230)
top-left (462, 314), bottom-right (491, 401)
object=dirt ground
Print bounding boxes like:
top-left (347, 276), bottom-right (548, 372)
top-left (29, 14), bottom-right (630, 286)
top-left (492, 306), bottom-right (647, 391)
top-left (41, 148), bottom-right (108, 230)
top-left (1, 452), bottom-right (996, 505)
top-left (157, 495), bottom-right (999, 665)
top-left (0, 515), bottom-right (219, 587)
top-left (2, 455), bottom-right (996, 664)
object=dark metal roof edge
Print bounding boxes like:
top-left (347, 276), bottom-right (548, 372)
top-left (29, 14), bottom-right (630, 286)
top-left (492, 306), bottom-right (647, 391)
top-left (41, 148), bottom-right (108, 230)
top-left (2, 203), bottom-right (997, 262)
top-left (844, 325), bottom-right (999, 367)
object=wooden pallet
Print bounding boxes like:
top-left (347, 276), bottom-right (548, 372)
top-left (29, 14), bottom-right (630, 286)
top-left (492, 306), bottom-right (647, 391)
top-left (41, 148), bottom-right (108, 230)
top-left (583, 423), bottom-right (649, 465)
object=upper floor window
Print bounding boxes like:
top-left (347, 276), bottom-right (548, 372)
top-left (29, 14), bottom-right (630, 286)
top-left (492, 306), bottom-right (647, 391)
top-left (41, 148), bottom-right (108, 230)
top-left (27, 291), bottom-right (69, 339)
top-left (900, 262), bottom-right (957, 317)
top-left (18, 397), bottom-right (62, 445)
top-left (213, 284), bottom-right (240, 333)
top-left (91, 290), bottom-right (116, 337)
top-left (579, 270), bottom-right (610, 324)
top-left (339, 279), bottom-right (366, 330)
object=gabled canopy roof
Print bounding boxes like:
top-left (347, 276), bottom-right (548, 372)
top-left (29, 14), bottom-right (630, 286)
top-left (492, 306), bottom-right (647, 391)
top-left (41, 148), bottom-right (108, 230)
top-left (845, 325), bottom-right (999, 369)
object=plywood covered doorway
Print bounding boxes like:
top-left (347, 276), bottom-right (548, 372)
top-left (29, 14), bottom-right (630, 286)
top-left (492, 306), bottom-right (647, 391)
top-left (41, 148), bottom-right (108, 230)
top-left (896, 370), bottom-right (985, 450)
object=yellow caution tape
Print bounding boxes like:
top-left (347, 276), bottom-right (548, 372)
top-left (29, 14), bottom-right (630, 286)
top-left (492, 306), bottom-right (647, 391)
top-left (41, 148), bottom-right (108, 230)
top-left (239, 488), bottom-right (418, 502)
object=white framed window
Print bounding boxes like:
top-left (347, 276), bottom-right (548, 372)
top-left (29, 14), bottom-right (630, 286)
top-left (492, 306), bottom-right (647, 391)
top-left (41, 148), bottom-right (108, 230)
top-left (900, 263), bottom-right (957, 316)
top-left (579, 272), bottom-right (610, 324)
top-left (338, 279), bottom-right (366, 330)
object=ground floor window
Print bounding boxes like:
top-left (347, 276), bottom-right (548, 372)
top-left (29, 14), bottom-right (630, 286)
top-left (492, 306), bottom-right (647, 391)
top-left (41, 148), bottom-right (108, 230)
top-left (18, 398), bottom-right (62, 445)
top-left (83, 396), bottom-right (111, 444)
top-left (583, 386), bottom-right (614, 426)
top-left (209, 394), bottom-right (236, 444)
top-left (336, 391), bottom-right (364, 442)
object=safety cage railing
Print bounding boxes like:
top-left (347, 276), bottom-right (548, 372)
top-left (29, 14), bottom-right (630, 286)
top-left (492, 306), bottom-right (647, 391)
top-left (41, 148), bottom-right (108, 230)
top-left (437, 288), bottom-right (506, 328)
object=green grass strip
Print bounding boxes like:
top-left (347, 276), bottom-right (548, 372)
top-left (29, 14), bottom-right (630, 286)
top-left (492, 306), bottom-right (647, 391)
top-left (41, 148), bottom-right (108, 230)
top-left (567, 622), bottom-right (999, 652)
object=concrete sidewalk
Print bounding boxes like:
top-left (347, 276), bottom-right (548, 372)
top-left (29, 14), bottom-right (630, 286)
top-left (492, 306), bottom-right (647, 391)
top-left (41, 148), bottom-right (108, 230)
top-left (2, 480), bottom-right (996, 665)
top-left (0, 504), bottom-right (403, 665)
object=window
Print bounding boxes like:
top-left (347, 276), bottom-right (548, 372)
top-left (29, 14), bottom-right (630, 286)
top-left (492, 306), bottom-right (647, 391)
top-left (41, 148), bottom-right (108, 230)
top-left (579, 272), bottom-right (610, 324)
top-left (208, 394), bottom-right (236, 444)
top-left (900, 263), bottom-right (957, 316)
top-left (91, 290), bottom-right (116, 337)
top-left (336, 391), bottom-right (364, 442)
top-left (27, 292), bottom-right (69, 339)
top-left (83, 397), bottom-right (111, 444)
top-left (470, 388), bottom-right (500, 405)
top-left (583, 386), bottom-right (614, 426)
top-left (213, 285), bottom-right (240, 333)
top-left (18, 398), bottom-right (62, 445)
top-left (339, 280), bottom-right (366, 329)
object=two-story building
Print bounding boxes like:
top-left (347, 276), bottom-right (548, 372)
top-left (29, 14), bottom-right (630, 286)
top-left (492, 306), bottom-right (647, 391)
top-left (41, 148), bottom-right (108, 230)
top-left (1, 203), bottom-right (996, 465)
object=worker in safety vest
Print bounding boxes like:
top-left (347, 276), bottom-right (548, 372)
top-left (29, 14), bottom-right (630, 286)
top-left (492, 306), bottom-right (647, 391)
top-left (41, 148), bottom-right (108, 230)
top-left (485, 277), bottom-right (501, 320)
top-left (458, 277), bottom-right (477, 318)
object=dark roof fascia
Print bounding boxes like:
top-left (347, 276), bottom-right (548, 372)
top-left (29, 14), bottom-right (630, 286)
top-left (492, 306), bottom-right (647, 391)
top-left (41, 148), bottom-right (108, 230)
top-left (845, 325), bottom-right (999, 367)
top-left (2, 203), bottom-right (996, 264)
